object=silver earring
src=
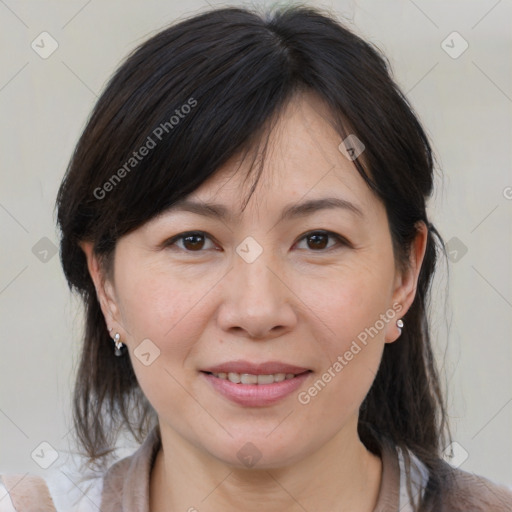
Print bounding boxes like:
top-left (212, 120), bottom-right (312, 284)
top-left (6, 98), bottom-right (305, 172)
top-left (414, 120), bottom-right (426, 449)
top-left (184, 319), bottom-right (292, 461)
top-left (113, 332), bottom-right (125, 356)
top-left (396, 318), bottom-right (404, 336)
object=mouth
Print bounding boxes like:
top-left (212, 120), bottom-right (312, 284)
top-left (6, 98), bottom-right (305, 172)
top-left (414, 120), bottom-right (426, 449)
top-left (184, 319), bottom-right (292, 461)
top-left (200, 370), bottom-right (312, 385)
top-left (200, 369), bottom-right (313, 406)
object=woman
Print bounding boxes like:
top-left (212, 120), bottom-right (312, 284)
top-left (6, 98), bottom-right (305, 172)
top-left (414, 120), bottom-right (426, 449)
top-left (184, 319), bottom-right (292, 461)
top-left (2, 4), bottom-right (511, 512)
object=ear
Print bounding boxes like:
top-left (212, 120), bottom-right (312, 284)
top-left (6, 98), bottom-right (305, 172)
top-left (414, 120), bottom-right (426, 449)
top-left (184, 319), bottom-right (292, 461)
top-left (385, 221), bottom-right (429, 344)
top-left (79, 241), bottom-right (122, 333)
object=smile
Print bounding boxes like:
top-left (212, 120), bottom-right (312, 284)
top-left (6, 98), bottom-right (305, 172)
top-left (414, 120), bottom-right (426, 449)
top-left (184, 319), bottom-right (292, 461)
top-left (200, 370), bottom-right (312, 406)
top-left (205, 371), bottom-right (305, 384)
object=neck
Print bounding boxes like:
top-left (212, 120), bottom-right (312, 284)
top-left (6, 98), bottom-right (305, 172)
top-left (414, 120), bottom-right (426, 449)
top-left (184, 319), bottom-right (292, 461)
top-left (150, 416), bottom-right (382, 512)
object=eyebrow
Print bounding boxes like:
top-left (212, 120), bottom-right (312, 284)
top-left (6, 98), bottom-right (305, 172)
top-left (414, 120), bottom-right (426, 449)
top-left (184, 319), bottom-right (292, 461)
top-left (162, 196), bottom-right (364, 224)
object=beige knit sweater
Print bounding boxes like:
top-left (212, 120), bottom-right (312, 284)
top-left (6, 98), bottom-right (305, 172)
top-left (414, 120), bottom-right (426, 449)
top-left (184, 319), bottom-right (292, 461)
top-left (2, 426), bottom-right (512, 511)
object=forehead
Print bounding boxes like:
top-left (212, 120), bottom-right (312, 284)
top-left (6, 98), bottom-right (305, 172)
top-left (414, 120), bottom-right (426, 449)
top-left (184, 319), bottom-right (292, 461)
top-left (170, 91), bottom-right (380, 220)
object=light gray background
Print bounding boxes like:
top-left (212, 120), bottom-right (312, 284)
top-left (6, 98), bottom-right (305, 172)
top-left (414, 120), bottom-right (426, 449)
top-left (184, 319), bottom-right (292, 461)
top-left (1, 0), bottom-right (511, 489)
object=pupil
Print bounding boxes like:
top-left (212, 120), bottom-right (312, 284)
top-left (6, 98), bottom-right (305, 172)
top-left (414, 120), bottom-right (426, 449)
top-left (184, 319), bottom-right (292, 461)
top-left (184, 234), bottom-right (204, 250)
top-left (309, 233), bottom-right (327, 250)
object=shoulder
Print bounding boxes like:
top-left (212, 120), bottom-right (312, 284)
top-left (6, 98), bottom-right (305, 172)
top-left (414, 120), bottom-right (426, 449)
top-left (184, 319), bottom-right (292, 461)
top-left (0, 471), bottom-right (104, 512)
top-left (440, 465), bottom-right (512, 511)
top-left (393, 444), bottom-right (512, 512)
top-left (1, 426), bottom-right (160, 512)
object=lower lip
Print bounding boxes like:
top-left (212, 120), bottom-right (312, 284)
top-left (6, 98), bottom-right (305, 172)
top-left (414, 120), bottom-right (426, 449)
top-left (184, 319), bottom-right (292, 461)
top-left (201, 371), bottom-right (312, 407)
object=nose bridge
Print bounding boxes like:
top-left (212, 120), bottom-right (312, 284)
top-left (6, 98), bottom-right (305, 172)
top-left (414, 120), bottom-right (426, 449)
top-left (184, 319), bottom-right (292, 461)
top-left (217, 236), bottom-right (295, 338)
top-left (233, 235), bottom-right (280, 303)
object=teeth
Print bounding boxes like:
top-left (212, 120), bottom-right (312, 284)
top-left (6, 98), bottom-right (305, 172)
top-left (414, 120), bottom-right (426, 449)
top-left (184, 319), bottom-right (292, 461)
top-left (228, 372), bottom-right (241, 383)
top-left (256, 374), bottom-right (275, 384)
top-left (212, 372), bottom-right (300, 384)
top-left (241, 373), bottom-right (258, 384)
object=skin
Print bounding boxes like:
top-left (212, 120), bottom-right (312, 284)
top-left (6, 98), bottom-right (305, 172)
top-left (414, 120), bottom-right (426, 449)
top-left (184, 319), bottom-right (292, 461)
top-left (81, 91), bottom-right (427, 512)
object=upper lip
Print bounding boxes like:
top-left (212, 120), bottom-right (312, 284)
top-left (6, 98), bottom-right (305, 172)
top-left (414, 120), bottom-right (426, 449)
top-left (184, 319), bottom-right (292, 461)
top-left (201, 360), bottom-right (311, 375)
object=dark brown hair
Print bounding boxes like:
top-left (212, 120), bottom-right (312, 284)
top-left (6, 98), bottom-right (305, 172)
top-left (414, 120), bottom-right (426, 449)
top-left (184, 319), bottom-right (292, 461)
top-left (55, 5), bottom-right (451, 509)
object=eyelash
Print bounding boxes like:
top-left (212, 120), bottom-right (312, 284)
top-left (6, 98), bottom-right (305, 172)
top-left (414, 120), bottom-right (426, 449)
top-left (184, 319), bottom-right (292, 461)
top-left (163, 230), bottom-right (349, 254)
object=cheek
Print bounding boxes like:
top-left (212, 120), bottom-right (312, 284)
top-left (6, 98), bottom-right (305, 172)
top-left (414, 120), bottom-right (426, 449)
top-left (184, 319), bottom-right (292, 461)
top-left (299, 249), bottom-right (395, 400)
top-left (306, 252), bottom-right (396, 345)
top-left (299, 280), bottom-right (390, 419)
top-left (114, 265), bottom-right (211, 420)
top-left (115, 259), bottom-right (208, 344)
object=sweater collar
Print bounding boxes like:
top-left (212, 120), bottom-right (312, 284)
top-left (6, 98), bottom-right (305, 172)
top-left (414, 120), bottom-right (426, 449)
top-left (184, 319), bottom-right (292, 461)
top-left (100, 424), bottom-right (161, 512)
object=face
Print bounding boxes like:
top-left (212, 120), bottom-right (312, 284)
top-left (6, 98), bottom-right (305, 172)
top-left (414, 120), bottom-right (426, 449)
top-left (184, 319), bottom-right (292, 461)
top-left (84, 91), bottom-right (426, 469)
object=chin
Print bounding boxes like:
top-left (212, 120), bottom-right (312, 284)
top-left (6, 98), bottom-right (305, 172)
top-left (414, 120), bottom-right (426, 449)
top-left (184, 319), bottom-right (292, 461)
top-left (203, 433), bottom-right (311, 470)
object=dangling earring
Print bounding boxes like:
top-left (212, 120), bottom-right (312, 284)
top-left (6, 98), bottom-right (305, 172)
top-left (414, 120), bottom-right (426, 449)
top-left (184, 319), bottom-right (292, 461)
top-left (112, 332), bottom-right (125, 356)
top-left (396, 318), bottom-right (404, 337)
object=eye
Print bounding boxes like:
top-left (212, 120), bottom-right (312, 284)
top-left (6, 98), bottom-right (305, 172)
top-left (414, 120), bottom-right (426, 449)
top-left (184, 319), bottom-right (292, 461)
top-left (294, 230), bottom-right (348, 252)
top-left (163, 229), bottom-right (349, 253)
top-left (165, 231), bottom-right (217, 252)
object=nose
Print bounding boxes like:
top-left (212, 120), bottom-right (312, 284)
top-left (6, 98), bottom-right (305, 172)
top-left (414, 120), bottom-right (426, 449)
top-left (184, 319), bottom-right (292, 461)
top-left (216, 247), bottom-right (297, 340)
